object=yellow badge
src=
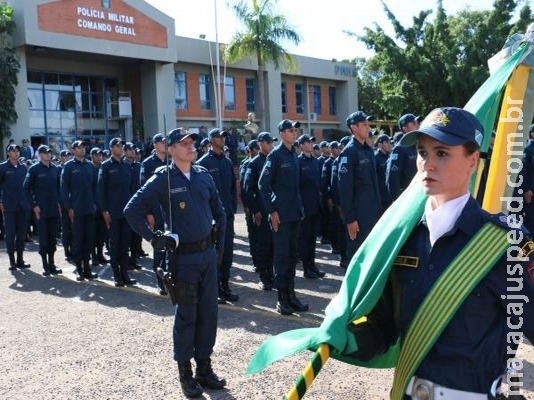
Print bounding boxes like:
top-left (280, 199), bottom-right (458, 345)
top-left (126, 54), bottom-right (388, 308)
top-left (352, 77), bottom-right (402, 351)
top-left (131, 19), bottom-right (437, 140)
top-left (179, 202), bottom-right (186, 209)
top-left (393, 256), bottom-right (419, 268)
top-left (521, 241), bottom-right (534, 258)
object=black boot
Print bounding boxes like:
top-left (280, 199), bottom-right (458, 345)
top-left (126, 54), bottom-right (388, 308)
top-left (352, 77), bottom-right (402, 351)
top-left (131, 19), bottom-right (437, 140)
top-left (177, 360), bottom-right (203, 398)
top-left (121, 266), bottom-right (137, 285)
top-left (75, 262), bottom-right (85, 281)
top-left (156, 275), bottom-right (167, 296)
top-left (276, 290), bottom-right (294, 315)
top-left (287, 287), bottom-right (309, 312)
top-left (217, 281), bottom-right (227, 304)
top-left (303, 264), bottom-right (319, 279)
top-left (48, 253), bottom-right (62, 274)
top-left (16, 251), bottom-right (30, 269)
top-left (83, 259), bottom-right (98, 279)
top-left (41, 253), bottom-right (51, 276)
top-left (310, 262), bottom-right (326, 278)
top-left (112, 265), bottom-right (124, 287)
top-left (221, 280), bottom-right (239, 302)
top-left (194, 358), bottom-right (226, 390)
top-left (258, 268), bottom-right (273, 291)
top-left (8, 253), bottom-right (16, 270)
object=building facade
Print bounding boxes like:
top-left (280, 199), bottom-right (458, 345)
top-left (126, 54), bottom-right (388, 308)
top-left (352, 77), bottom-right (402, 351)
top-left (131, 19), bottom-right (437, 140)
top-left (7, 0), bottom-right (358, 154)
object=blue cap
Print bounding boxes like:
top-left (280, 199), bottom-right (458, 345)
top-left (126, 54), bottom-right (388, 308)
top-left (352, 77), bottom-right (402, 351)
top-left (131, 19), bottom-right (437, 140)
top-left (319, 141), bottom-right (329, 148)
top-left (200, 138), bottom-right (210, 147)
top-left (398, 113), bottom-right (419, 129)
top-left (123, 142), bottom-right (136, 150)
top-left (278, 119), bottom-right (301, 131)
top-left (346, 111), bottom-right (373, 127)
top-left (90, 147), bottom-right (103, 156)
top-left (109, 137), bottom-right (125, 147)
top-left (400, 107), bottom-right (483, 148)
top-left (208, 128), bottom-right (229, 140)
top-left (297, 134), bottom-right (316, 145)
top-left (340, 136), bottom-right (352, 146)
top-left (167, 128), bottom-right (198, 145)
top-left (7, 144), bottom-right (21, 152)
top-left (248, 139), bottom-right (259, 150)
top-left (257, 132), bottom-right (278, 142)
top-left (60, 150), bottom-right (71, 157)
top-left (375, 134), bottom-right (391, 144)
top-left (71, 140), bottom-right (85, 149)
top-left (37, 144), bottom-right (51, 153)
top-left (153, 133), bottom-right (165, 143)
top-left (328, 141), bottom-right (340, 149)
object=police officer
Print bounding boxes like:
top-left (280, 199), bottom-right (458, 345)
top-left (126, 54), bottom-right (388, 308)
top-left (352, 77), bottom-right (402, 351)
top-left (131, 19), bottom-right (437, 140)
top-left (344, 107), bottom-right (534, 399)
top-left (240, 139), bottom-right (260, 269)
top-left (338, 112), bottom-right (382, 269)
top-left (57, 149), bottom-right (73, 260)
top-left (242, 132), bottom-right (277, 290)
top-left (123, 142), bottom-right (143, 269)
top-left (386, 113), bottom-right (420, 201)
top-left (97, 138), bottom-right (137, 287)
top-left (60, 140), bottom-right (97, 281)
top-left (330, 137), bottom-right (350, 268)
top-left (297, 134), bottom-right (325, 279)
top-left (23, 145), bottom-right (62, 275)
top-left (197, 137), bottom-right (210, 159)
top-left (320, 141), bottom-right (338, 251)
top-left (140, 133), bottom-right (168, 294)
top-left (259, 120), bottom-right (308, 315)
top-left (0, 144), bottom-right (31, 269)
top-left (374, 134), bottom-right (393, 212)
top-left (124, 128), bottom-right (227, 399)
top-left (196, 128), bottom-right (239, 304)
top-left (89, 147), bottom-right (109, 267)
top-left (317, 141), bottom-right (331, 245)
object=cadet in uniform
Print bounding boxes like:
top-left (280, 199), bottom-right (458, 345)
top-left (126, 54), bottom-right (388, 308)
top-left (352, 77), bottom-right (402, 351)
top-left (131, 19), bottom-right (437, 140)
top-left (386, 113), bottom-right (419, 201)
top-left (344, 107), bottom-right (534, 399)
top-left (123, 142), bottom-right (143, 269)
top-left (320, 141), bottom-right (338, 252)
top-left (89, 147), bottom-right (109, 266)
top-left (242, 132), bottom-right (277, 290)
top-left (23, 145), bottom-right (62, 275)
top-left (374, 134), bottom-right (393, 212)
top-left (259, 120), bottom-right (309, 315)
top-left (57, 149), bottom-right (73, 260)
top-left (297, 134), bottom-right (325, 279)
top-left (330, 137), bottom-right (350, 267)
top-left (338, 112), bottom-right (382, 268)
top-left (124, 128), bottom-right (227, 399)
top-left (60, 140), bottom-right (97, 281)
top-left (196, 128), bottom-right (239, 304)
top-left (1, 144), bottom-right (31, 269)
top-left (140, 133), bottom-right (168, 294)
top-left (97, 138), bottom-right (137, 287)
top-left (240, 139), bottom-right (260, 269)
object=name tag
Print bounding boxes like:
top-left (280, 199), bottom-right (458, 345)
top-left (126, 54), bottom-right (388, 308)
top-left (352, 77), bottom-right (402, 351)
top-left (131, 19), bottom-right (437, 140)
top-left (394, 255), bottom-right (419, 268)
top-left (170, 186), bottom-right (188, 194)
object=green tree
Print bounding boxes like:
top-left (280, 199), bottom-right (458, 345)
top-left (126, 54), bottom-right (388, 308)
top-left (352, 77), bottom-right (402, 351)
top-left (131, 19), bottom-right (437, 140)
top-left (225, 0), bottom-right (300, 130)
top-left (0, 4), bottom-right (20, 152)
top-left (348, 0), bottom-right (531, 119)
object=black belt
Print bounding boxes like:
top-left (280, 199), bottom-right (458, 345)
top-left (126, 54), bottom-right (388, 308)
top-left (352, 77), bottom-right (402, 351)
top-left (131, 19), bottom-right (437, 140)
top-left (176, 236), bottom-right (212, 254)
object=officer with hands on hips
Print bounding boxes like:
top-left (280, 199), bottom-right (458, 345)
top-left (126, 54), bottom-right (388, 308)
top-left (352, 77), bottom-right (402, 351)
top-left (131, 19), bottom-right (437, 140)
top-left (344, 107), bottom-right (534, 400)
top-left (124, 128), bottom-right (227, 399)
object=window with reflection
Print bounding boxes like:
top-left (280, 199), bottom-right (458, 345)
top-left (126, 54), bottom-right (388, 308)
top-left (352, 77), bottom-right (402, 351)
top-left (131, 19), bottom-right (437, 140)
top-left (246, 78), bottom-right (256, 112)
top-left (175, 71), bottom-right (188, 110)
top-left (281, 82), bottom-right (287, 113)
top-left (199, 74), bottom-right (212, 110)
top-left (224, 76), bottom-right (235, 111)
top-left (295, 84), bottom-right (304, 114)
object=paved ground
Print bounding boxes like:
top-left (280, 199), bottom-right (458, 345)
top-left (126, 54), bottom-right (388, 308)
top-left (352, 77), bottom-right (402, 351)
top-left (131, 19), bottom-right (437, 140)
top-left (2, 212), bottom-right (534, 399)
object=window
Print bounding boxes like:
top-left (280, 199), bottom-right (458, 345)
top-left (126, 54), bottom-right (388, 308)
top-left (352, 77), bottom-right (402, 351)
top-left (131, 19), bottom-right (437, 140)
top-left (295, 84), bottom-right (304, 114)
top-left (246, 78), bottom-right (256, 112)
top-left (224, 76), bottom-right (235, 111)
top-left (174, 71), bottom-right (188, 110)
top-left (281, 82), bottom-right (287, 113)
top-left (312, 85), bottom-right (321, 114)
top-left (329, 86), bottom-right (336, 115)
top-left (199, 74), bottom-right (212, 110)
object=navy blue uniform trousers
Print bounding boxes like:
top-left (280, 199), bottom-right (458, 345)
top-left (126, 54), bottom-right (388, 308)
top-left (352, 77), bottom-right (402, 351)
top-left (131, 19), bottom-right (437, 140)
top-left (272, 220), bottom-right (300, 290)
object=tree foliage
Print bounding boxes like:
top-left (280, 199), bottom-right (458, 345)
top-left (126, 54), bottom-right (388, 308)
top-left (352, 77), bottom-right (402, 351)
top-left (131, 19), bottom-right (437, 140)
top-left (0, 4), bottom-right (20, 146)
top-left (225, 0), bottom-right (300, 130)
top-left (351, 0), bottom-right (532, 120)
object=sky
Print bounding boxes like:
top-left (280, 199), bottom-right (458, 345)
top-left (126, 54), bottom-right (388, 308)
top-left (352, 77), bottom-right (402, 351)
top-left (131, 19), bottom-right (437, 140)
top-left (144, 0), bottom-right (499, 61)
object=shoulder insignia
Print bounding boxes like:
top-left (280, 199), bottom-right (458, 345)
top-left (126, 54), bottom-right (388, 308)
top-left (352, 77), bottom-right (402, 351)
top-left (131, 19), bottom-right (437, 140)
top-left (393, 255), bottom-right (419, 268)
top-left (521, 241), bottom-right (534, 258)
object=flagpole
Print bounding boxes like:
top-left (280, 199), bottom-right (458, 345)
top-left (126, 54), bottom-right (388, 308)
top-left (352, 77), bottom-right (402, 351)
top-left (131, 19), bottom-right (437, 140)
top-left (214, 0), bottom-right (222, 128)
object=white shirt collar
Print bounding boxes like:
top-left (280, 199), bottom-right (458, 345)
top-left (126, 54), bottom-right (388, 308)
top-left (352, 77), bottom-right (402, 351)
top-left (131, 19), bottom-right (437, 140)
top-left (424, 193), bottom-right (470, 246)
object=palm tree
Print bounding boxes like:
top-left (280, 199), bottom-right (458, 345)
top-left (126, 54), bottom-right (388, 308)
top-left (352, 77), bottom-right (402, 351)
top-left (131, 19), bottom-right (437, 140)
top-left (225, 0), bottom-right (300, 130)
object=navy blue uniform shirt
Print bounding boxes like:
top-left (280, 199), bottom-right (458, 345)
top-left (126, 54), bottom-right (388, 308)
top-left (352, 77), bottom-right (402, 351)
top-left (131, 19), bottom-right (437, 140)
top-left (61, 157), bottom-right (95, 215)
top-left (0, 160), bottom-right (30, 212)
top-left (196, 150), bottom-right (237, 216)
top-left (356, 197), bottom-right (534, 393)
top-left (124, 163), bottom-right (226, 249)
top-left (140, 152), bottom-right (167, 185)
top-left (97, 156), bottom-right (134, 218)
top-left (321, 156), bottom-right (335, 203)
top-left (243, 153), bottom-right (268, 216)
top-left (23, 161), bottom-right (60, 218)
top-left (337, 138), bottom-right (381, 225)
top-left (258, 143), bottom-right (303, 222)
top-left (375, 150), bottom-right (392, 210)
top-left (386, 144), bottom-right (417, 200)
top-left (298, 153), bottom-right (321, 217)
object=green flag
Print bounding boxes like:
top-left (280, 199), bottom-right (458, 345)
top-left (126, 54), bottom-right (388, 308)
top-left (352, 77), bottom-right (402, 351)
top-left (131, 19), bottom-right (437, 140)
top-left (247, 42), bottom-right (531, 375)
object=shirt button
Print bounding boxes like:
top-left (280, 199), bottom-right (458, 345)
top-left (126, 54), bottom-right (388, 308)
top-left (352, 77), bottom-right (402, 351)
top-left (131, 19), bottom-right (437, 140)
top-left (428, 264), bottom-right (435, 270)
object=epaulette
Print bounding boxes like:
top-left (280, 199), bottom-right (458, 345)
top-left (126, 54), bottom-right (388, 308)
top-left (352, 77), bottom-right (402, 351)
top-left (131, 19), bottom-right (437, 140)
top-left (192, 164), bottom-right (208, 173)
top-left (154, 165), bottom-right (169, 174)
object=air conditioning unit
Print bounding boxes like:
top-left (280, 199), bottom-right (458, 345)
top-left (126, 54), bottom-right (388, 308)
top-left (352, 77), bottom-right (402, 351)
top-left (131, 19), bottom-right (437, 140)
top-left (309, 112), bottom-right (317, 121)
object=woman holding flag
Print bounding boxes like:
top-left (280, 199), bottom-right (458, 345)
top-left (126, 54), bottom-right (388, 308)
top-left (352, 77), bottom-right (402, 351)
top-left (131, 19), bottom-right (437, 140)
top-left (345, 107), bottom-right (534, 399)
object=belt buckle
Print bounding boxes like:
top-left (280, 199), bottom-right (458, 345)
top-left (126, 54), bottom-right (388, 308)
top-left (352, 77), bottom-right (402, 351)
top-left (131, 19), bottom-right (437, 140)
top-left (413, 378), bottom-right (434, 400)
